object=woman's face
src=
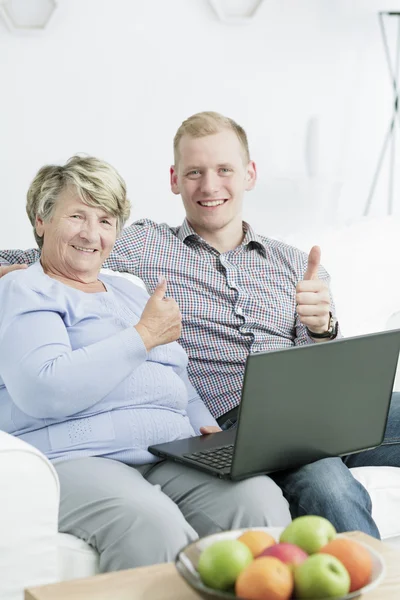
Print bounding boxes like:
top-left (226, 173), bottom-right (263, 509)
top-left (36, 186), bottom-right (118, 282)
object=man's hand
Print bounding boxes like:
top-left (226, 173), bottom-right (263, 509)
top-left (200, 426), bottom-right (222, 435)
top-left (295, 246), bottom-right (331, 335)
top-left (135, 276), bottom-right (182, 351)
top-left (0, 264), bottom-right (28, 277)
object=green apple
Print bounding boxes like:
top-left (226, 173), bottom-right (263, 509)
top-left (280, 516), bottom-right (336, 554)
top-left (294, 553), bottom-right (351, 598)
top-left (197, 539), bottom-right (253, 591)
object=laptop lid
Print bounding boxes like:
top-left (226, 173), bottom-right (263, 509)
top-left (230, 330), bottom-right (400, 479)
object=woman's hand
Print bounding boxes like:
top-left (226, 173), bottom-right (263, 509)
top-left (200, 426), bottom-right (222, 435)
top-left (135, 276), bottom-right (182, 351)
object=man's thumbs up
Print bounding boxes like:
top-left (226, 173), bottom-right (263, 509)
top-left (303, 245), bottom-right (321, 281)
top-left (296, 245), bottom-right (331, 336)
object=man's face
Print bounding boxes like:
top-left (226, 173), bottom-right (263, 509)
top-left (170, 129), bottom-right (256, 237)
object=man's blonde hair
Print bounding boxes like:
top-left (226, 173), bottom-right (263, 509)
top-left (26, 155), bottom-right (131, 248)
top-left (173, 111), bottom-right (250, 166)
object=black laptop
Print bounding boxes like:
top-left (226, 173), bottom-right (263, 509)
top-left (148, 330), bottom-right (400, 480)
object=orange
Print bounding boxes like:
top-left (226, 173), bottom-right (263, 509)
top-left (235, 556), bottom-right (294, 600)
top-left (238, 530), bottom-right (277, 558)
top-left (319, 537), bottom-right (373, 592)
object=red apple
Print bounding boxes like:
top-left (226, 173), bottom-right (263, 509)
top-left (258, 542), bottom-right (308, 569)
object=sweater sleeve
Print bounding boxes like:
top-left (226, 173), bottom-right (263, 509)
top-left (0, 278), bottom-right (148, 420)
top-left (181, 370), bottom-right (219, 434)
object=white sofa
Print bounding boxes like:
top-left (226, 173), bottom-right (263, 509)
top-left (1, 216), bottom-right (400, 600)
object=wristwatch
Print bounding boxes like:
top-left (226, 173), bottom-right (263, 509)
top-left (306, 312), bottom-right (339, 340)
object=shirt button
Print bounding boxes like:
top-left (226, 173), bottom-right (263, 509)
top-left (237, 307), bottom-right (243, 316)
top-left (230, 279), bottom-right (236, 287)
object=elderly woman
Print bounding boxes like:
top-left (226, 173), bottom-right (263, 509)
top-left (0, 156), bottom-right (290, 573)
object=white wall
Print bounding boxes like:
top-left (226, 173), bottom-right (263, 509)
top-left (1, 0), bottom-right (399, 248)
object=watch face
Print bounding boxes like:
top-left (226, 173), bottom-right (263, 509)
top-left (330, 319), bottom-right (339, 339)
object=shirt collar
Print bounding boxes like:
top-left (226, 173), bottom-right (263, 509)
top-left (177, 218), bottom-right (266, 256)
top-left (241, 222), bottom-right (266, 254)
top-left (177, 218), bottom-right (199, 243)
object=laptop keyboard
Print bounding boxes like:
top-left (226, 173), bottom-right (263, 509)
top-left (184, 445), bottom-right (234, 470)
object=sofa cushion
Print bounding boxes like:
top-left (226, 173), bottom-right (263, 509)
top-left (100, 268), bottom-right (147, 290)
top-left (350, 466), bottom-right (400, 541)
top-left (57, 533), bottom-right (99, 581)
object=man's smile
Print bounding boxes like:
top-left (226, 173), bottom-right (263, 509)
top-left (197, 199), bottom-right (228, 208)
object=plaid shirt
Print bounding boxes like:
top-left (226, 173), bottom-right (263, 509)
top-left (0, 219), bottom-right (337, 419)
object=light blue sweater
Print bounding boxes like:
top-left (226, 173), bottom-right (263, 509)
top-left (0, 262), bottom-right (218, 464)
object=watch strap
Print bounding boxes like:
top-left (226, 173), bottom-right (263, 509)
top-left (306, 313), bottom-right (339, 340)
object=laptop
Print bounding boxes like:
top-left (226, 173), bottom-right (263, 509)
top-left (148, 330), bottom-right (400, 480)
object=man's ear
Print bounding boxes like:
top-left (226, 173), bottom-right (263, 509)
top-left (170, 166), bottom-right (180, 195)
top-left (245, 160), bottom-right (257, 191)
top-left (35, 215), bottom-right (45, 237)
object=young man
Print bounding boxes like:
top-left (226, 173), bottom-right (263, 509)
top-left (1, 112), bottom-right (399, 537)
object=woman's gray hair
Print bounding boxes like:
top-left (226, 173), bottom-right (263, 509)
top-left (26, 155), bottom-right (131, 248)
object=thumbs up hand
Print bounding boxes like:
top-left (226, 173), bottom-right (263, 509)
top-left (295, 246), bottom-right (331, 335)
top-left (135, 276), bottom-right (182, 351)
top-left (303, 245), bottom-right (321, 281)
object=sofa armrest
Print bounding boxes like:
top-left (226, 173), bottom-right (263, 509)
top-left (0, 432), bottom-right (60, 600)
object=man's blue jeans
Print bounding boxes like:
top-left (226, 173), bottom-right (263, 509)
top-left (221, 392), bottom-right (400, 539)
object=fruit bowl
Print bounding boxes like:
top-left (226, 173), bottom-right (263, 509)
top-left (175, 527), bottom-right (385, 600)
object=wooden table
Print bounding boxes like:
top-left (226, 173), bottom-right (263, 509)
top-left (25, 531), bottom-right (400, 600)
